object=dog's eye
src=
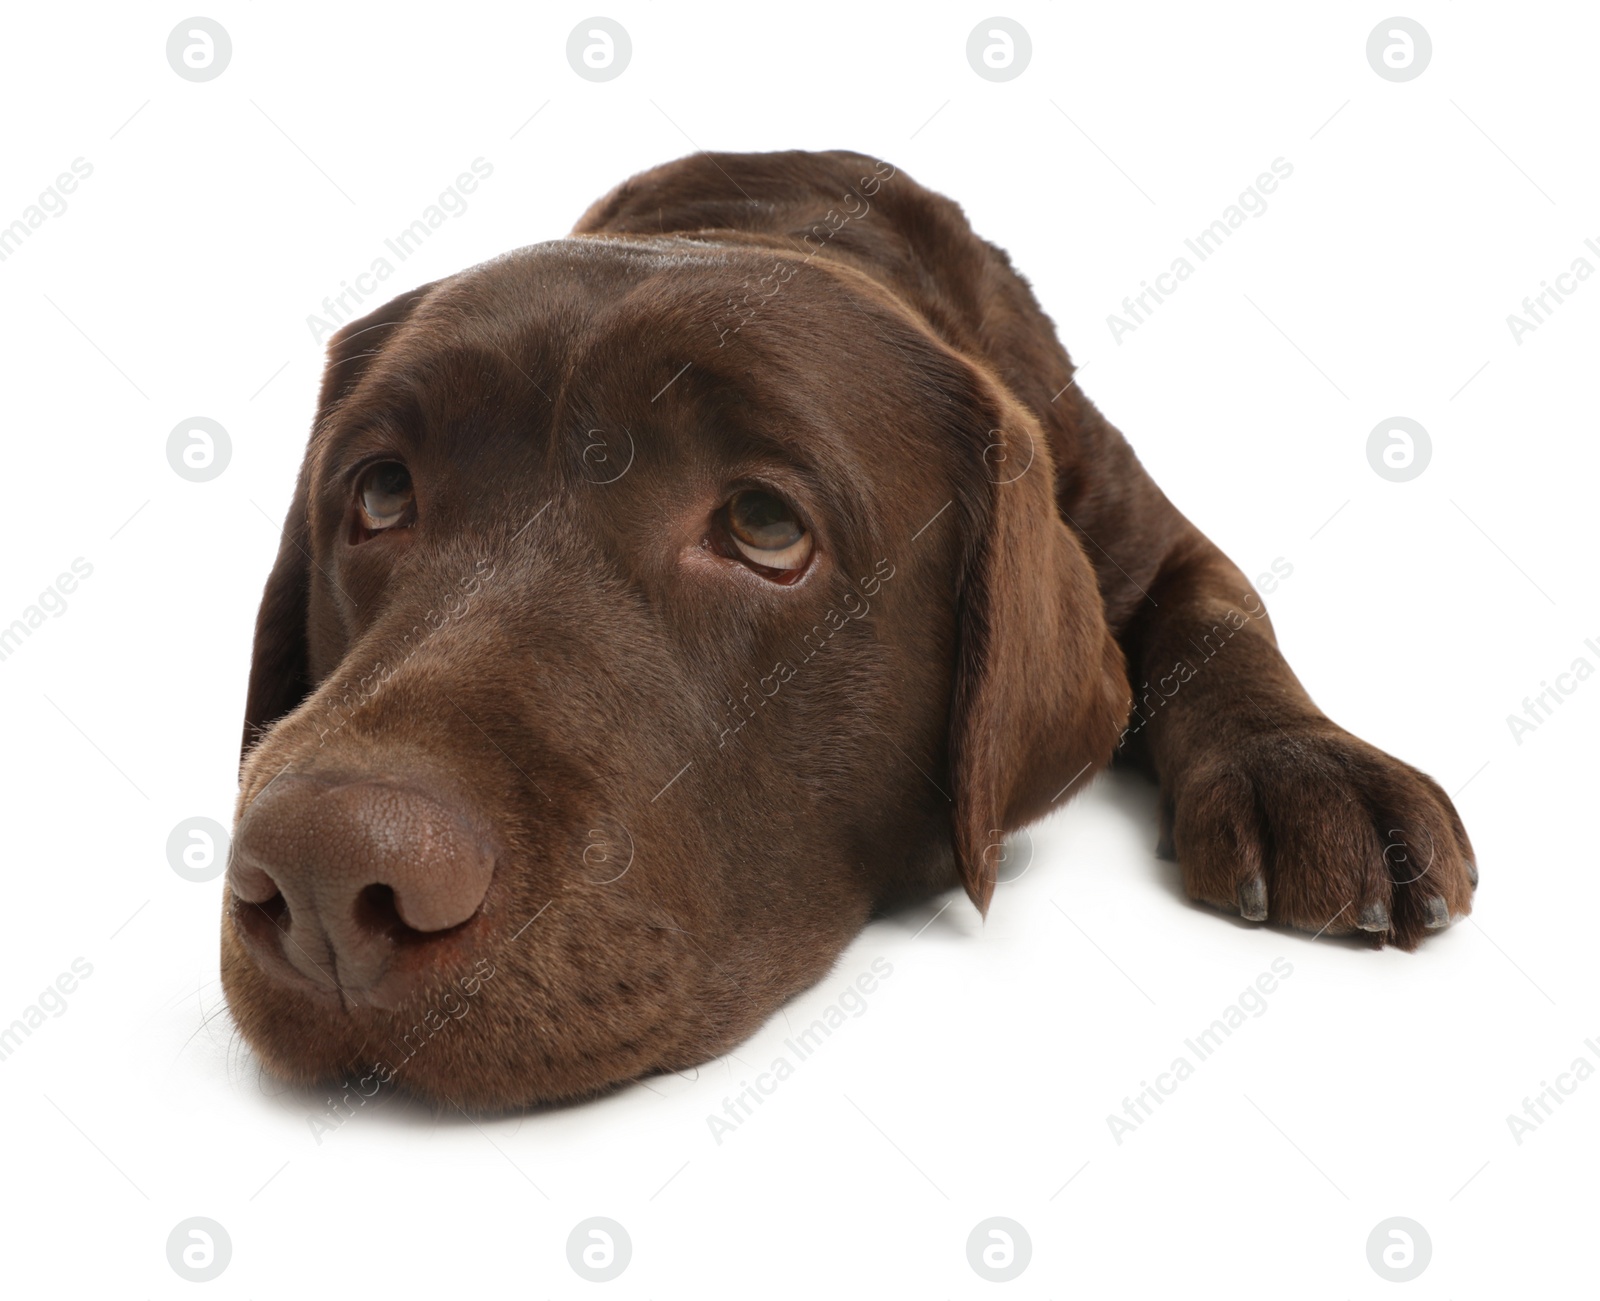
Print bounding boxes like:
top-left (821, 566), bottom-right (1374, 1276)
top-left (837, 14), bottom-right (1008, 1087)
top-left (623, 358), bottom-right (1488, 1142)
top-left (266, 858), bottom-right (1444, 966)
top-left (357, 461), bottom-right (415, 532)
top-left (726, 489), bottom-right (812, 572)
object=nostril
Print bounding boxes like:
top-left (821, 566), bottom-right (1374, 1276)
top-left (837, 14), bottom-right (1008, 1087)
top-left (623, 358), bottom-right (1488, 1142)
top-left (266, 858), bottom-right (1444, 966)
top-left (354, 883), bottom-right (433, 946)
top-left (229, 855), bottom-right (282, 905)
top-left (232, 888), bottom-right (290, 954)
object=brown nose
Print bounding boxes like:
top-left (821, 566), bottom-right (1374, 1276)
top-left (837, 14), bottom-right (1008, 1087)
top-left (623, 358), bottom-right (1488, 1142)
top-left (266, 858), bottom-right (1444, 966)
top-left (228, 771), bottom-right (496, 1004)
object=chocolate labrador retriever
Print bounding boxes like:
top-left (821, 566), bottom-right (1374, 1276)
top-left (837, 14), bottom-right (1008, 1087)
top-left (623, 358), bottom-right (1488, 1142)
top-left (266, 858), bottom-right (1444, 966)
top-left (225, 149), bottom-right (1475, 1108)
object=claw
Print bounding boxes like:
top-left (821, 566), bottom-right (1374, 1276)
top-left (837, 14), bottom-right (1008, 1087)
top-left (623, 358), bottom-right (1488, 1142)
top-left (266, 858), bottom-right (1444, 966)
top-left (1237, 876), bottom-right (1267, 922)
top-left (1422, 896), bottom-right (1451, 928)
top-left (1466, 860), bottom-right (1479, 888)
top-left (1356, 902), bottom-right (1390, 932)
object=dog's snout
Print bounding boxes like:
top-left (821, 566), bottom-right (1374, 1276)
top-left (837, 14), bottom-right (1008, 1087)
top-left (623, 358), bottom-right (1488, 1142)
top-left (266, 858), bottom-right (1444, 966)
top-left (229, 772), bottom-right (495, 1003)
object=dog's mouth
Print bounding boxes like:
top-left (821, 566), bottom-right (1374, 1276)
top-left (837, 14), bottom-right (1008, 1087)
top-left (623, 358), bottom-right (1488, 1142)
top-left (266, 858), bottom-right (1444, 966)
top-left (220, 876), bottom-right (729, 1110)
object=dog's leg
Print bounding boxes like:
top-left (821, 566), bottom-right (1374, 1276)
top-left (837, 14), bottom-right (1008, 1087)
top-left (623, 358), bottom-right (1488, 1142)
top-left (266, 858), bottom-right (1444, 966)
top-left (1049, 397), bottom-right (1475, 949)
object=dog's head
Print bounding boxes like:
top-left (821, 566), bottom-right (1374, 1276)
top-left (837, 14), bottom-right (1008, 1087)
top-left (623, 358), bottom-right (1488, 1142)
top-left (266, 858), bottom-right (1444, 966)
top-left (223, 232), bottom-right (1127, 1108)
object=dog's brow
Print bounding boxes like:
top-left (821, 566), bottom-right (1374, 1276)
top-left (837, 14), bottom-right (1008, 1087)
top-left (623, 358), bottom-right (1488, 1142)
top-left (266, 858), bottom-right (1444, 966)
top-left (317, 386), bottom-right (426, 461)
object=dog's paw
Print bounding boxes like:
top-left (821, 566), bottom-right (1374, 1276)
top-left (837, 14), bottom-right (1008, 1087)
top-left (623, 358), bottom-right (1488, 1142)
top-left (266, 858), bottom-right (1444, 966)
top-left (1163, 719), bottom-right (1476, 950)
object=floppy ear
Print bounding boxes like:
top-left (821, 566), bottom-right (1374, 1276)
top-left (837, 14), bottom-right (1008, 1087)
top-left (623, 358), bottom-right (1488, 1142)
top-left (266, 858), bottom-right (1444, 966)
top-left (240, 454), bottom-right (313, 761)
top-left (240, 285), bottom-right (437, 763)
top-left (947, 388), bottom-right (1130, 914)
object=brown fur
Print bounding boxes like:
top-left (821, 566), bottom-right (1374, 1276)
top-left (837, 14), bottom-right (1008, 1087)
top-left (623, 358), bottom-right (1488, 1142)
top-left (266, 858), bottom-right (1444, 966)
top-left (224, 150), bottom-right (1475, 1109)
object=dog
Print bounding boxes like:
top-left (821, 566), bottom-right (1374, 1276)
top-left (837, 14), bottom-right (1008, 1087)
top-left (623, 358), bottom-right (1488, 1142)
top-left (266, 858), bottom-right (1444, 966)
top-left (224, 150), bottom-right (1476, 1109)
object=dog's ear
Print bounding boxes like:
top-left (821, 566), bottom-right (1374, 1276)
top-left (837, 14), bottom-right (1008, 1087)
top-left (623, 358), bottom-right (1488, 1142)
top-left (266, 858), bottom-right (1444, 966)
top-left (240, 285), bottom-right (436, 764)
top-left (946, 386), bottom-right (1130, 915)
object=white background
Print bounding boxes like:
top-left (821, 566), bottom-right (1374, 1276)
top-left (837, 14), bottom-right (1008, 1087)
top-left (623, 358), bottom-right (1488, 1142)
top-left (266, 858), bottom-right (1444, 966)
top-left (1, 2), bottom-right (1594, 1296)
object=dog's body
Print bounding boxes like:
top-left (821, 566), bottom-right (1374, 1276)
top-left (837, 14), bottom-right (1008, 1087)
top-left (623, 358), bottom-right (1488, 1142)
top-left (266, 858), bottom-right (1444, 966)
top-left (224, 151), bottom-right (1475, 1108)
